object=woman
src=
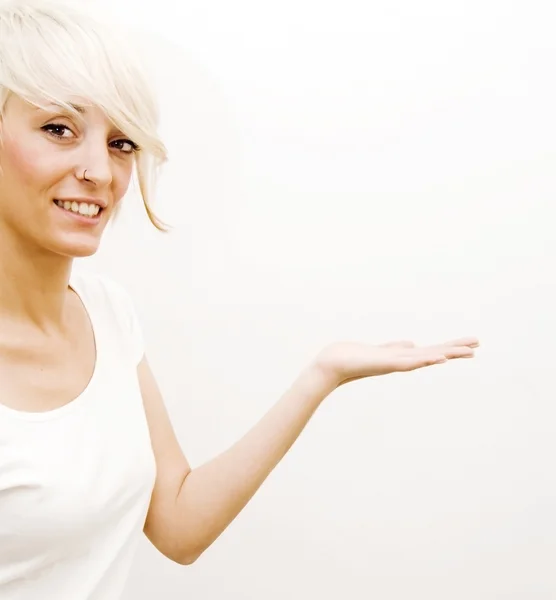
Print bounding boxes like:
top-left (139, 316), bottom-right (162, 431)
top-left (0, 0), bottom-right (479, 598)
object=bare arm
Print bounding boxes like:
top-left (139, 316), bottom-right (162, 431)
top-left (141, 337), bottom-right (478, 565)
top-left (141, 356), bottom-right (335, 565)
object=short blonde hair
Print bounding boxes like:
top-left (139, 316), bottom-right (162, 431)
top-left (0, 0), bottom-right (169, 230)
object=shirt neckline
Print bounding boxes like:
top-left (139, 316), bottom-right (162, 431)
top-left (0, 271), bottom-right (101, 422)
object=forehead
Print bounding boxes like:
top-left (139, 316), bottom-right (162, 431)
top-left (4, 94), bottom-right (88, 115)
top-left (34, 97), bottom-right (94, 115)
top-left (0, 96), bottom-right (128, 142)
top-left (5, 96), bottom-right (115, 126)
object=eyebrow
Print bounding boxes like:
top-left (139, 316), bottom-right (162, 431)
top-left (35, 103), bottom-right (87, 114)
top-left (68, 103), bottom-right (86, 114)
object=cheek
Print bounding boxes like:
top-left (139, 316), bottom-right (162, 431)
top-left (112, 162), bottom-right (135, 203)
top-left (0, 135), bottom-right (58, 187)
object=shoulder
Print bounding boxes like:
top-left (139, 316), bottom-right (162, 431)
top-left (70, 268), bottom-right (139, 320)
top-left (70, 268), bottom-right (132, 303)
top-left (70, 268), bottom-right (145, 363)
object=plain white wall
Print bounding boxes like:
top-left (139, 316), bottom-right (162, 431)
top-left (83, 0), bottom-right (555, 597)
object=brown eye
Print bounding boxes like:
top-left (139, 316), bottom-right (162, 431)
top-left (42, 124), bottom-right (74, 138)
top-left (111, 139), bottom-right (139, 154)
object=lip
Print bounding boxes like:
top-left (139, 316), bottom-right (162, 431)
top-left (55, 197), bottom-right (108, 209)
top-left (53, 199), bottom-right (104, 225)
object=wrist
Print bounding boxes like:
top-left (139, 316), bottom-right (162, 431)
top-left (303, 358), bottom-right (341, 396)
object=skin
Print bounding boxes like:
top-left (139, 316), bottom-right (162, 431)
top-left (0, 94), bottom-right (134, 330)
top-left (0, 93), bottom-right (479, 565)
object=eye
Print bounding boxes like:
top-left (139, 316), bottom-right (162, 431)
top-left (110, 139), bottom-right (140, 154)
top-left (42, 123), bottom-right (74, 139)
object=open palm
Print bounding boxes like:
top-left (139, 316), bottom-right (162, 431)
top-left (315, 337), bottom-right (479, 387)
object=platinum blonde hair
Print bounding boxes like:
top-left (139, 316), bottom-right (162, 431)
top-left (0, 0), bottom-right (169, 230)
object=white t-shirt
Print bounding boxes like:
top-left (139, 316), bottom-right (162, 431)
top-left (0, 270), bottom-right (157, 600)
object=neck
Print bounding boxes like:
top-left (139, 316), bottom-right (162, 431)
top-left (0, 228), bottom-right (74, 332)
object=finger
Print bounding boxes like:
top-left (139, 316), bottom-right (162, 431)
top-left (396, 355), bottom-right (448, 372)
top-left (407, 345), bottom-right (475, 359)
top-left (441, 346), bottom-right (476, 359)
top-left (442, 337), bottom-right (480, 348)
top-left (424, 340), bottom-right (478, 357)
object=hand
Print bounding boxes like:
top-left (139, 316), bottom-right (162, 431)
top-left (313, 337), bottom-right (479, 388)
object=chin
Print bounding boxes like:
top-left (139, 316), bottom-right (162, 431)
top-left (47, 233), bottom-right (104, 259)
top-left (65, 244), bottom-right (101, 258)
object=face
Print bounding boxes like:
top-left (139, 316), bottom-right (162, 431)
top-left (0, 94), bottom-right (138, 258)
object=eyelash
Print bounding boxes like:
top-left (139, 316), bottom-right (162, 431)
top-left (41, 124), bottom-right (140, 154)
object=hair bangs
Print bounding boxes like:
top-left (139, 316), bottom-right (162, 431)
top-left (0, 0), bottom-right (169, 230)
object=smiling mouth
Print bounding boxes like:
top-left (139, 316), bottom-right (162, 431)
top-left (54, 199), bottom-right (103, 218)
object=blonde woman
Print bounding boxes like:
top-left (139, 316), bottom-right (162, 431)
top-left (0, 0), bottom-right (479, 598)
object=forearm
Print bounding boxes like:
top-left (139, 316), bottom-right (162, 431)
top-left (173, 364), bottom-right (337, 562)
top-left (144, 337), bottom-right (478, 564)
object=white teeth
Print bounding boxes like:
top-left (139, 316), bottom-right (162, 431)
top-left (55, 200), bottom-right (101, 217)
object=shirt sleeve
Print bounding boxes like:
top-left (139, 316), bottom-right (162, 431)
top-left (100, 275), bottom-right (146, 366)
top-left (123, 288), bottom-right (146, 365)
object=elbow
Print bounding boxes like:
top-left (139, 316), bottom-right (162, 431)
top-left (176, 555), bottom-right (198, 566)
top-left (175, 551), bottom-right (203, 566)
top-left (174, 552), bottom-right (198, 566)
top-left (172, 544), bottom-right (205, 566)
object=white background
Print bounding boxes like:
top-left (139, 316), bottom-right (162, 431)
top-left (86, 0), bottom-right (556, 597)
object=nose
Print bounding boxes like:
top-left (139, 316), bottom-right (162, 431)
top-left (76, 135), bottom-right (113, 188)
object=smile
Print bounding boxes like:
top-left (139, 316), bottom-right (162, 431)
top-left (54, 199), bottom-right (102, 218)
